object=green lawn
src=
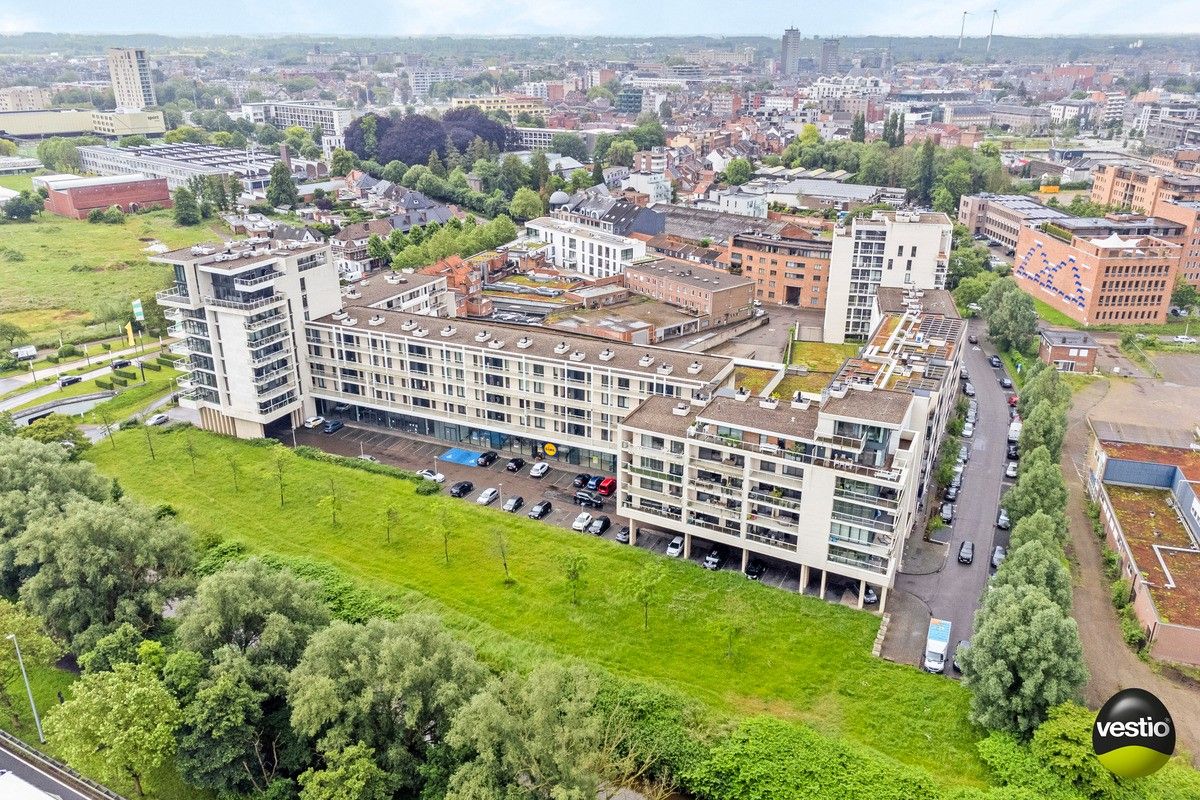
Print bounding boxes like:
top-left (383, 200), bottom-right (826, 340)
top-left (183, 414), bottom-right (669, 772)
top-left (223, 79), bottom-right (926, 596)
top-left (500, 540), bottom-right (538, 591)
top-left (0, 174), bottom-right (34, 193)
top-left (1032, 298), bottom-right (1081, 329)
top-left (6, 362), bottom-right (179, 416)
top-left (775, 372), bottom-right (833, 397)
top-left (87, 428), bottom-right (985, 788)
top-left (788, 340), bottom-right (860, 372)
top-left (732, 366), bottom-right (779, 396)
top-left (0, 210), bottom-right (224, 343)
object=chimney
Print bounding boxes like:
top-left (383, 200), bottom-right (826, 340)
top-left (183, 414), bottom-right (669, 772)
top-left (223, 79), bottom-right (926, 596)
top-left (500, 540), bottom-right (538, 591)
top-left (278, 142), bottom-right (292, 171)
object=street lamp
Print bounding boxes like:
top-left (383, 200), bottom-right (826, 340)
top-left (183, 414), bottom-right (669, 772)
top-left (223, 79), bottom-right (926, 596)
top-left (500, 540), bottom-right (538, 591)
top-left (6, 633), bottom-right (43, 743)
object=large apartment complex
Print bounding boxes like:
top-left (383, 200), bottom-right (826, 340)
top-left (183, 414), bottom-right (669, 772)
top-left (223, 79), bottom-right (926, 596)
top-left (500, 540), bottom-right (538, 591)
top-left (523, 217), bottom-right (648, 279)
top-left (107, 47), bottom-right (157, 110)
top-left (957, 193), bottom-right (1072, 249)
top-left (240, 101), bottom-right (358, 155)
top-left (1090, 162), bottom-right (1200, 216)
top-left (726, 225), bottom-right (833, 308)
top-left (823, 210), bottom-right (952, 343)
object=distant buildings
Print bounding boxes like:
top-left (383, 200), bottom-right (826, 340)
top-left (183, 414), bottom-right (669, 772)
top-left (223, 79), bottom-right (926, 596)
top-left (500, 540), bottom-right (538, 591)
top-left (41, 173), bottom-right (172, 219)
top-left (449, 94), bottom-right (544, 117)
top-left (107, 47), bottom-right (156, 110)
top-left (624, 258), bottom-right (754, 327)
top-left (1039, 329), bottom-right (1098, 373)
top-left (78, 142), bottom-right (280, 192)
top-left (819, 38), bottom-right (840, 74)
top-left (240, 101), bottom-right (358, 156)
top-left (780, 28), bottom-right (804, 76)
top-left (727, 225), bottom-right (833, 308)
top-left (1090, 162), bottom-right (1200, 216)
top-left (0, 85), bottom-right (51, 112)
top-left (823, 211), bottom-right (953, 343)
top-left (511, 126), bottom-right (617, 154)
top-left (523, 217), bottom-right (647, 279)
top-left (0, 109), bottom-right (165, 139)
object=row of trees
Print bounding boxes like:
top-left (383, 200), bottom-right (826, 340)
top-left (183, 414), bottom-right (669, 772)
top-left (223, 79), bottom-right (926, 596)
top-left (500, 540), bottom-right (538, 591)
top-left (367, 214), bottom-right (519, 270)
top-left (955, 275), bottom-right (1040, 355)
top-left (344, 107), bottom-right (508, 169)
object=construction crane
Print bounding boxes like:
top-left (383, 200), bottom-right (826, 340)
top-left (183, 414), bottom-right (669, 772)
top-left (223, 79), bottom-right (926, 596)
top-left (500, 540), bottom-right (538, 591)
top-left (986, 9), bottom-right (998, 55)
top-left (958, 11), bottom-right (970, 50)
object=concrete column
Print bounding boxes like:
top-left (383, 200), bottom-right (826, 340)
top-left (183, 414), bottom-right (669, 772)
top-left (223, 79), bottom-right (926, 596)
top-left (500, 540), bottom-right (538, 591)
top-left (799, 564), bottom-right (809, 593)
top-left (741, 548), bottom-right (749, 570)
top-left (683, 533), bottom-right (692, 559)
top-left (879, 586), bottom-right (889, 614)
top-left (857, 580), bottom-right (866, 610)
top-left (819, 569), bottom-right (827, 599)
top-left (630, 523), bottom-right (638, 547)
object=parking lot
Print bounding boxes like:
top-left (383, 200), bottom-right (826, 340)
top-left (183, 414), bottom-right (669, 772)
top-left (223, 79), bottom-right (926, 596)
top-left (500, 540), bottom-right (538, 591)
top-left (289, 422), bottom-right (810, 593)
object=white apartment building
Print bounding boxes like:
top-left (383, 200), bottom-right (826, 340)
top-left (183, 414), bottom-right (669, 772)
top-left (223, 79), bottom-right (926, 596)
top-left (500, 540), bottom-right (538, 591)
top-left (403, 66), bottom-right (457, 98)
top-left (0, 85), bottom-right (51, 112)
top-left (809, 76), bottom-right (889, 100)
top-left (823, 210), bottom-right (952, 342)
top-left (622, 171), bottom-right (672, 204)
top-left (152, 239), bottom-right (341, 438)
top-left (522, 217), bottom-right (647, 279)
top-left (107, 48), bottom-right (157, 110)
top-left (240, 101), bottom-right (358, 155)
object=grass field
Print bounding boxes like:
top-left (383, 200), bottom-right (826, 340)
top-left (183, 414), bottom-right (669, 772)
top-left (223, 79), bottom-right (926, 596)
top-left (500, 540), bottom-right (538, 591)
top-left (0, 174), bottom-right (34, 193)
top-left (788, 340), bottom-right (860, 372)
top-left (0, 209), bottom-right (225, 344)
top-left (87, 428), bottom-right (985, 788)
top-left (732, 366), bottom-right (778, 396)
top-left (1032, 298), bottom-right (1081, 329)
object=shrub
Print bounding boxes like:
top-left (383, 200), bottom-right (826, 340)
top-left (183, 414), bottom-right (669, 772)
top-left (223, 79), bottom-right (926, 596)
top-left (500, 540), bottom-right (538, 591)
top-left (1101, 548), bottom-right (1120, 581)
top-left (57, 344), bottom-right (79, 359)
top-left (101, 342), bottom-right (112, 351)
top-left (292, 445), bottom-right (424, 483)
top-left (118, 419), bottom-right (140, 430)
top-left (45, 355), bottom-right (59, 364)
top-left (114, 368), bottom-right (136, 380)
top-left (87, 208), bottom-right (105, 223)
top-left (155, 356), bottom-right (175, 367)
top-left (111, 376), bottom-right (128, 387)
top-left (194, 539), bottom-right (249, 577)
top-left (414, 480), bottom-right (441, 495)
top-left (1120, 613), bottom-right (1147, 650)
top-left (141, 361), bottom-right (161, 371)
top-left (95, 379), bottom-right (113, 390)
top-left (1110, 578), bottom-right (1130, 609)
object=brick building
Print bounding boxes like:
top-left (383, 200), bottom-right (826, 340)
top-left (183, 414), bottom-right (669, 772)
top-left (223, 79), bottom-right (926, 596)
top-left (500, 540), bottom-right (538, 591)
top-left (1155, 200), bottom-right (1200, 288)
top-left (1039, 329), bottom-right (1098, 372)
top-left (1013, 223), bottom-right (1180, 325)
top-left (724, 225), bottom-right (833, 308)
top-left (1090, 162), bottom-right (1200, 215)
top-left (42, 174), bottom-right (171, 219)
top-left (624, 258), bottom-right (754, 327)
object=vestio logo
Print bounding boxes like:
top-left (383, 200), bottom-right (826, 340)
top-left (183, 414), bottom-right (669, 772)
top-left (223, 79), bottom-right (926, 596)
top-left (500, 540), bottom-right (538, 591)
top-left (1093, 688), bottom-right (1175, 778)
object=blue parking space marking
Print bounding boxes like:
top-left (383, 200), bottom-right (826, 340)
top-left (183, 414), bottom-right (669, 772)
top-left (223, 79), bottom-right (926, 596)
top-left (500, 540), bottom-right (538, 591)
top-left (439, 447), bottom-right (483, 466)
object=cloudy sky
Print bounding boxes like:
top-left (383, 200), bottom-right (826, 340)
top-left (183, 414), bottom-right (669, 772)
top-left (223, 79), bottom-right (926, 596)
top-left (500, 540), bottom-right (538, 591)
top-left (0, 0), bottom-right (1194, 37)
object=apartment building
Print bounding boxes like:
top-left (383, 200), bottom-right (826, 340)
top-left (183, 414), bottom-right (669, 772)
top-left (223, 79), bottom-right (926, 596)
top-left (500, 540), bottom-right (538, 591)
top-left (550, 190), bottom-right (665, 238)
top-left (823, 210), bottom-right (952, 343)
top-left (449, 95), bottom-right (545, 117)
top-left (403, 66), bottom-right (457, 98)
top-left (819, 39), bottom-right (840, 74)
top-left (726, 226), bottom-right (832, 308)
top-left (0, 85), bottom-right (51, 112)
top-left (1090, 162), bottom-right (1200, 216)
top-left (780, 28), bottom-right (804, 76)
top-left (1156, 200), bottom-right (1200, 288)
top-left (241, 101), bottom-right (358, 155)
top-left (304, 309), bottom-right (735, 474)
top-left (617, 291), bottom-right (963, 609)
top-left (511, 127), bottom-right (617, 154)
top-left (624, 259), bottom-right (754, 326)
top-left (152, 239), bottom-right (341, 438)
top-left (1013, 222), bottom-right (1180, 325)
top-left (107, 48), bottom-right (157, 110)
top-left (523, 217), bottom-right (647, 279)
top-left (958, 193), bottom-right (1072, 249)
top-left (78, 143), bottom-right (279, 191)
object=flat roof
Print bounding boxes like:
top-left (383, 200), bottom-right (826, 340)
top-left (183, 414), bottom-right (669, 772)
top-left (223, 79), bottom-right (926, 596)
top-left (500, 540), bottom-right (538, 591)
top-left (625, 258), bottom-right (754, 291)
top-left (621, 394), bottom-right (700, 436)
top-left (525, 216), bottom-right (642, 247)
top-left (696, 394), bottom-right (819, 439)
top-left (823, 387), bottom-right (912, 426)
top-left (1100, 441), bottom-right (1200, 483)
top-left (1040, 329), bottom-right (1097, 348)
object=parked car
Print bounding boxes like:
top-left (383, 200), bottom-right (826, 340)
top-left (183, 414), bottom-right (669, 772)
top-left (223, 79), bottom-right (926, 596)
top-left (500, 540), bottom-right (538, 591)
top-left (941, 503), bottom-right (955, 524)
top-left (1007, 393), bottom-right (1019, 407)
top-left (476, 487), bottom-right (499, 505)
top-left (1006, 443), bottom-right (1020, 460)
top-left (1000, 376), bottom-right (1013, 389)
top-left (573, 489), bottom-right (604, 508)
top-left (110, 359), bottom-right (131, 369)
top-left (505, 457), bottom-right (526, 472)
top-left (477, 450), bottom-right (499, 467)
top-left (968, 400), bottom-right (979, 414)
top-left (57, 374), bottom-right (82, 387)
top-left (863, 586), bottom-right (879, 605)
top-left (960, 367), bottom-right (970, 382)
top-left (587, 515), bottom-right (611, 535)
top-left (417, 469), bottom-right (445, 484)
top-left (449, 481), bottom-right (474, 498)
top-left (528, 500), bottom-right (552, 520)
top-left (1173, 335), bottom-right (1197, 345)
top-left (962, 422), bottom-right (975, 438)
top-left (615, 525), bottom-right (630, 543)
top-left (958, 541), bottom-right (974, 564)
top-left (665, 536), bottom-right (684, 557)
top-left (332, 403), bottom-right (351, 412)
top-left (965, 410), bottom-right (977, 425)
top-left (953, 640), bottom-right (970, 672)
top-left (302, 416), bottom-right (325, 429)
top-left (502, 495), bottom-right (524, 513)
top-left (529, 461), bottom-right (550, 478)
top-left (596, 476), bottom-right (616, 496)
top-left (585, 475), bottom-right (604, 491)
top-left (967, 302), bottom-right (982, 313)
top-left (745, 559), bottom-right (767, 580)
top-left (989, 355), bottom-right (1003, 368)
top-left (571, 511), bottom-right (593, 532)
top-left (996, 508), bottom-right (1011, 530)
top-left (702, 549), bottom-right (725, 570)
top-left (572, 473), bottom-right (592, 488)
top-left (357, 454), bottom-right (379, 463)
top-left (967, 334), bottom-right (979, 345)
top-left (963, 382), bottom-right (975, 397)
top-left (991, 545), bottom-right (1008, 569)
top-left (944, 485), bottom-right (959, 502)
top-left (1005, 462), bottom-right (1019, 479)
top-left (146, 413), bottom-right (170, 426)
top-left (958, 444), bottom-right (969, 463)
top-left (322, 420), bottom-right (344, 434)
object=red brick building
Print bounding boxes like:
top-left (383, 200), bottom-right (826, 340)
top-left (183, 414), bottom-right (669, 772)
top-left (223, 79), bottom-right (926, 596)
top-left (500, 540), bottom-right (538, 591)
top-left (1039, 329), bottom-right (1098, 373)
top-left (43, 174), bottom-right (171, 219)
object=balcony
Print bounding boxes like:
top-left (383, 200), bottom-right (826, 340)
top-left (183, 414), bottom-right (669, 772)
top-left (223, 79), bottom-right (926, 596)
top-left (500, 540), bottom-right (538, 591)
top-left (623, 464), bottom-right (683, 483)
top-left (205, 293), bottom-right (285, 313)
top-left (621, 501), bottom-right (681, 521)
top-left (244, 312), bottom-right (285, 332)
top-left (834, 487), bottom-right (900, 510)
top-left (745, 526), bottom-right (799, 552)
top-left (816, 429), bottom-right (868, 452)
top-left (233, 269), bottom-right (282, 291)
top-left (156, 285), bottom-right (198, 308)
top-left (831, 510), bottom-right (896, 534)
top-left (247, 330), bottom-right (290, 350)
top-left (687, 516), bottom-right (743, 537)
top-left (249, 347), bottom-right (288, 367)
top-left (256, 377), bottom-right (296, 400)
top-left (258, 391), bottom-right (298, 415)
top-left (253, 364), bottom-right (293, 386)
top-left (747, 490), bottom-right (802, 511)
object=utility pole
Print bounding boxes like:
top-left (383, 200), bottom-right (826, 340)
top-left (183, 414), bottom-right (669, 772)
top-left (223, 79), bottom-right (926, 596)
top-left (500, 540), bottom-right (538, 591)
top-left (958, 11), bottom-right (969, 50)
top-left (6, 634), bottom-right (43, 743)
top-left (987, 10), bottom-right (998, 55)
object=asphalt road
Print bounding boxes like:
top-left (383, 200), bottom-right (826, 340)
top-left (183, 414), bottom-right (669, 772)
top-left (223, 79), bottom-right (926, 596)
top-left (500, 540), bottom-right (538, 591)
top-left (895, 317), bottom-right (1015, 675)
top-left (0, 740), bottom-right (96, 799)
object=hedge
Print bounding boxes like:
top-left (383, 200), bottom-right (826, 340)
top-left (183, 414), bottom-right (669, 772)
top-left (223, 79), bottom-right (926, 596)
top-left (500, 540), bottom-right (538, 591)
top-left (156, 356), bottom-right (175, 367)
top-left (291, 445), bottom-right (427, 484)
top-left (114, 368), bottom-right (137, 380)
top-left (141, 361), bottom-right (162, 372)
top-left (111, 377), bottom-right (128, 387)
top-left (95, 379), bottom-right (113, 390)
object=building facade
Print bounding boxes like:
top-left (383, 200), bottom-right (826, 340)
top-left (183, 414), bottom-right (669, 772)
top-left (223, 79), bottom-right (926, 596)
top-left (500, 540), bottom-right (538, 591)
top-left (726, 226), bottom-right (833, 307)
top-left (449, 95), bottom-right (545, 117)
top-left (523, 217), bottom-right (647, 279)
top-left (781, 28), bottom-right (804, 76)
top-left (78, 143), bottom-right (279, 191)
top-left (0, 109), bottom-right (165, 139)
top-left (957, 193), bottom-right (1072, 249)
top-left (1090, 163), bottom-right (1200, 216)
top-left (241, 101), bottom-right (358, 155)
top-left (42, 174), bottom-right (171, 219)
top-left (1039, 329), bottom-right (1098, 372)
top-left (0, 85), bottom-right (51, 112)
top-left (823, 211), bottom-right (952, 342)
top-left (107, 48), bottom-right (157, 110)
top-left (624, 259), bottom-right (754, 326)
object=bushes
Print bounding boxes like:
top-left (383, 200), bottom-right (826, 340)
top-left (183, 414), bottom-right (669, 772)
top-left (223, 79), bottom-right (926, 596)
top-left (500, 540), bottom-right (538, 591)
top-left (95, 379), bottom-right (113, 390)
top-left (114, 368), bottom-right (137, 380)
top-left (292, 444), bottom-right (424, 483)
top-left (414, 480), bottom-right (441, 495)
top-left (141, 361), bottom-right (161, 372)
top-left (1110, 578), bottom-right (1130, 610)
top-left (111, 376), bottom-right (128, 387)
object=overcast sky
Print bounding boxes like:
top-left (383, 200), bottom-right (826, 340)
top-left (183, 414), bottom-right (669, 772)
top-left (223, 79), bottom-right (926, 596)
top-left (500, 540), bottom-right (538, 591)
top-left (0, 0), bottom-right (1195, 37)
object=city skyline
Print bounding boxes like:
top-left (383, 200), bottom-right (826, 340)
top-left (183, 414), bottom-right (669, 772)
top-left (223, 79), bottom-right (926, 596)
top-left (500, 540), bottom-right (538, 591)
top-left (3, 0), bottom-right (1200, 37)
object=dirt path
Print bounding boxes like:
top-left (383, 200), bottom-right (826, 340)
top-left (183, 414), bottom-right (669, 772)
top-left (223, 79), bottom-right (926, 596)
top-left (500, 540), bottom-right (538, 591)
top-left (1062, 379), bottom-right (1200, 764)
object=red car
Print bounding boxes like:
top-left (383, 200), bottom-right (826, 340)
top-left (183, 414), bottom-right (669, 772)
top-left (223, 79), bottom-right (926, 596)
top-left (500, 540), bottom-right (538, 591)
top-left (596, 476), bottom-right (616, 496)
top-left (1007, 394), bottom-right (1019, 407)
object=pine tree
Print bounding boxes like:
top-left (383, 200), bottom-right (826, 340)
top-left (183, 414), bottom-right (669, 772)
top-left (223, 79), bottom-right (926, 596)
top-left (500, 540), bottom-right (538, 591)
top-left (465, 136), bottom-right (489, 171)
top-left (882, 113), bottom-right (896, 147)
top-left (850, 113), bottom-right (866, 143)
top-left (896, 113), bottom-right (906, 146)
top-left (427, 150), bottom-right (446, 178)
top-left (265, 162), bottom-right (299, 209)
top-left (591, 159), bottom-right (604, 186)
top-left (172, 187), bottom-right (201, 226)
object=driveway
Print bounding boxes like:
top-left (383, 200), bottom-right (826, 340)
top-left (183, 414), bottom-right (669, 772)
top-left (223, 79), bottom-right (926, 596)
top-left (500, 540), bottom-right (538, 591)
top-left (708, 304), bottom-right (823, 361)
top-left (892, 317), bottom-right (1013, 673)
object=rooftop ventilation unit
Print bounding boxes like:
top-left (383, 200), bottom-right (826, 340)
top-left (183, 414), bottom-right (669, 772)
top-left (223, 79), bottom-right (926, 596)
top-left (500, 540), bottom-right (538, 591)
top-left (412, 327), bottom-right (428, 337)
top-left (598, 349), bottom-right (615, 361)
top-left (401, 319), bottom-right (417, 331)
top-left (475, 330), bottom-right (491, 343)
top-left (488, 339), bottom-right (505, 350)
top-left (687, 361), bottom-right (703, 374)
top-left (440, 325), bottom-right (456, 337)
top-left (657, 363), bottom-right (673, 375)
top-left (639, 354), bottom-right (655, 367)
top-left (672, 401), bottom-right (690, 416)
top-left (517, 337), bottom-right (533, 349)
top-left (569, 350), bottom-right (586, 361)
top-left (554, 341), bottom-right (570, 354)
top-left (367, 315), bottom-right (385, 326)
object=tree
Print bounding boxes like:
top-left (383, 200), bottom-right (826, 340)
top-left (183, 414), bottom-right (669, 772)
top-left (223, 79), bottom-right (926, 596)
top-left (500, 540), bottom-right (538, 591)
top-left (381, 160), bottom-right (408, 183)
top-left (365, 234), bottom-right (390, 265)
top-left (724, 158), bottom-right (752, 186)
top-left (79, 622), bottom-right (143, 674)
top-left (3, 190), bottom-right (41, 221)
top-left (1030, 703), bottom-right (1123, 799)
top-left (14, 498), bottom-right (195, 649)
top-left (529, 150), bottom-right (551, 190)
top-left (446, 663), bottom-right (605, 800)
top-left (176, 558), bottom-right (331, 678)
top-left (1019, 367), bottom-right (1070, 419)
top-left (173, 186), bottom-right (202, 226)
top-left (266, 161), bottom-right (300, 209)
top-left (273, 449), bottom-right (288, 508)
top-left (561, 553), bottom-right (586, 605)
top-left (1170, 278), bottom-right (1199, 313)
top-left (176, 668), bottom-right (271, 794)
top-left (948, 244), bottom-right (989, 290)
top-left (508, 186), bottom-right (544, 221)
top-left (288, 616), bottom-right (485, 793)
top-left (299, 743), bottom-right (392, 800)
top-left (1002, 448), bottom-right (1068, 529)
top-left (183, 434), bottom-right (199, 475)
top-left (1009, 508), bottom-right (1068, 551)
top-left (606, 139), bottom-right (637, 167)
top-left (989, 540), bottom-right (1072, 615)
top-left (45, 664), bottom-right (181, 797)
top-left (317, 479), bottom-right (342, 526)
top-left (912, 139), bottom-right (936, 206)
top-left (384, 505), bottom-right (399, 545)
top-left (330, 148), bottom-right (359, 177)
top-left (989, 289), bottom-right (1039, 354)
top-left (850, 112), bottom-right (866, 143)
top-left (549, 132), bottom-right (588, 163)
top-left (960, 584), bottom-right (1087, 737)
top-left (0, 601), bottom-right (59, 728)
top-left (493, 528), bottom-right (513, 584)
top-left (0, 320), bottom-right (28, 348)
top-left (17, 414), bottom-right (89, 454)
top-left (591, 159), bottom-right (604, 186)
top-left (1018, 399), bottom-right (1067, 461)
top-left (377, 114), bottom-right (448, 167)
top-left (623, 562), bottom-right (665, 633)
top-left (164, 125), bottom-right (209, 144)
top-left (227, 454), bottom-right (242, 493)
